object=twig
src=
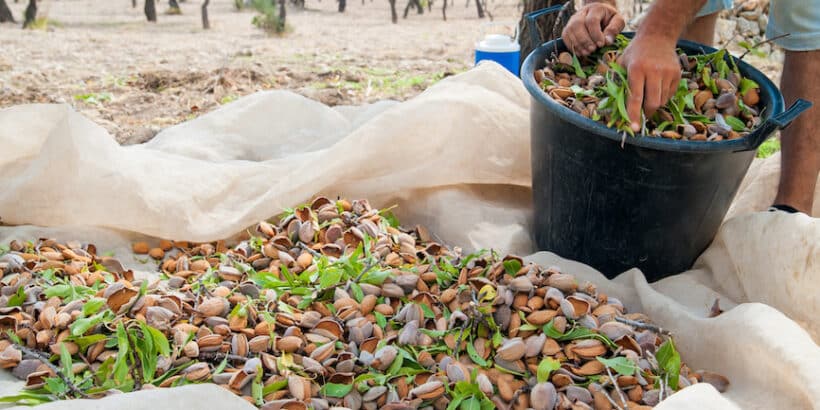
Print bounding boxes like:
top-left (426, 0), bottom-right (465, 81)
top-left (343, 260), bottom-right (378, 292)
top-left (13, 344), bottom-right (90, 398)
top-left (198, 352), bottom-right (249, 363)
top-left (605, 365), bottom-right (627, 410)
top-left (615, 316), bottom-right (672, 336)
top-left (738, 33), bottom-right (790, 60)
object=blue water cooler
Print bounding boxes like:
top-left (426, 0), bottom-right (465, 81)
top-left (475, 23), bottom-right (521, 76)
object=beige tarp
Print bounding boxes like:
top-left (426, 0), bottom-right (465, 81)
top-left (0, 62), bottom-right (817, 409)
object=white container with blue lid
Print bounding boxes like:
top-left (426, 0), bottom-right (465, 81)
top-left (475, 22), bottom-right (520, 76)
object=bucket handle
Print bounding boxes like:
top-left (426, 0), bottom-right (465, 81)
top-left (524, 4), bottom-right (565, 49)
top-left (741, 98), bottom-right (813, 151)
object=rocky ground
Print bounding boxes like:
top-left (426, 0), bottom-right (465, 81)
top-left (0, 0), bottom-right (782, 144)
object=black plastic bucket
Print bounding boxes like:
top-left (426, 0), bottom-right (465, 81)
top-left (521, 7), bottom-right (812, 280)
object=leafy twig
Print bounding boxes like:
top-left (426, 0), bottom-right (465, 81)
top-left (615, 316), bottom-right (672, 336)
top-left (343, 260), bottom-right (378, 292)
top-left (13, 344), bottom-right (90, 398)
top-left (738, 33), bottom-right (790, 59)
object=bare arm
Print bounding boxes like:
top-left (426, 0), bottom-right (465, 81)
top-left (620, 0), bottom-right (706, 130)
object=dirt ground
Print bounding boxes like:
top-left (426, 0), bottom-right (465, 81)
top-left (0, 0), bottom-right (782, 144)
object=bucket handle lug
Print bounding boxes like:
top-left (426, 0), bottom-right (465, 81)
top-left (524, 4), bottom-right (565, 49)
top-left (741, 98), bottom-right (813, 151)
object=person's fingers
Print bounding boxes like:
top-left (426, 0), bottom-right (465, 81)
top-left (627, 67), bottom-right (645, 132)
top-left (662, 77), bottom-right (679, 109)
top-left (602, 12), bottom-right (625, 45)
top-left (584, 6), bottom-right (607, 48)
top-left (563, 29), bottom-right (580, 54)
top-left (643, 72), bottom-right (664, 117)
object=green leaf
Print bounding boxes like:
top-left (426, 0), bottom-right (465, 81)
top-left (45, 377), bottom-right (68, 396)
top-left (656, 339), bottom-right (682, 390)
top-left (349, 282), bottom-right (364, 303)
top-left (0, 392), bottom-right (55, 405)
top-left (82, 298), bottom-right (107, 316)
top-left (542, 321), bottom-right (618, 349)
top-left (262, 378), bottom-right (288, 395)
top-left (59, 343), bottom-right (74, 380)
top-left (537, 357), bottom-right (561, 383)
top-left (319, 383), bottom-right (353, 398)
top-left (113, 323), bottom-right (130, 384)
top-left (213, 356), bottom-right (229, 376)
top-left (739, 78), bottom-right (759, 95)
top-left (251, 271), bottom-right (288, 289)
top-left (374, 312), bottom-right (387, 329)
top-left (725, 115), bottom-right (747, 132)
top-left (68, 334), bottom-right (107, 351)
top-left (319, 268), bottom-right (344, 289)
top-left (8, 286), bottom-right (26, 307)
top-left (70, 310), bottom-right (114, 337)
top-left (461, 396), bottom-right (482, 410)
top-left (381, 210), bottom-right (401, 228)
top-left (142, 323), bottom-right (171, 357)
top-left (492, 331), bottom-right (503, 348)
top-left (252, 367), bottom-right (264, 406)
top-left (571, 54), bottom-right (587, 79)
top-left (597, 356), bottom-right (638, 376)
top-left (502, 259), bottom-right (521, 276)
top-left (5, 330), bottom-right (22, 345)
top-left (420, 304), bottom-right (435, 319)
top-left (361, 269), bottom-right (392, 286)
top-left (386, 350), bottom-right (405, 376)
top-left (756, 137), bottom-right (780, 158)
top-left (518, 323), bottom-right (538, 332)
top-left (466, 339), bottom-right (489, 368)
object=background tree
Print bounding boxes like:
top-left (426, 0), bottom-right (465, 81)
top-left (0, 0), bottom-right (14, 23)
top-left (517, 0), bottom-right (572, 65)
top-left (201, 0), bottom-right (210, 28)
top-left (22, 0), bottom-right (35, 28)
top-left (145, 0), bottom-right (157, 21)
top-left (388, 0), bottom-right (397, 23)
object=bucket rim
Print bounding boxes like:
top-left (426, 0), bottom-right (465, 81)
top-left (521, 34), bottom-right (786, 154)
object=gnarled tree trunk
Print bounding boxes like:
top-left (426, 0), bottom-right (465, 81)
top-left (22, 0), bottom-right (35, 28)
top-left (278, 0), bottom-right (286, 30)
top-left (201, 0), bottom-right (210, 28)
top-left (338, 0), bottom-right (345, 12)
top-left (474, 0), bottom-right (483, 18)
top-left (145, 0), bottom-right (157, 21)
top-left (0, 0), bottom-right (14, 23)
top-left (517, 0), bottom-right (571, 65)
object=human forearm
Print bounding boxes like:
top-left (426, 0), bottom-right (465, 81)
top-left (635, 0), bottom-right (708, 46)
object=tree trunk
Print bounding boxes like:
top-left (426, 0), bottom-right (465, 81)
top-left (517, 0), bottom-right (571, 65)
top-left (169, 0), bottom-right (179, 8)
top-left (132, 0), bottom-right (137, 8)
top-left (201, 0), bottom-right (209, 28)
top-left (474, 0), bottom-right (483, 18)
top-left (145, 0), bottom-right (157, 21)
top-left (388, 0), bottom-right (397, 23)
top-left (0, 0), bottom-right (14, 23)
top-left (417, 0), bottom-right (423, 14)
top-left (441, 0), bottom-right (446, 21)
top-left (278, 0), bottom-right (286, 30)
top-left (22, 0), bottom-right (35, 28)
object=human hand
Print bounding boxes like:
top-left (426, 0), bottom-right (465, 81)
top-left (618, 36), bottom-right (681, 132)
top-left (561, 3), bottom-right (625, 56)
